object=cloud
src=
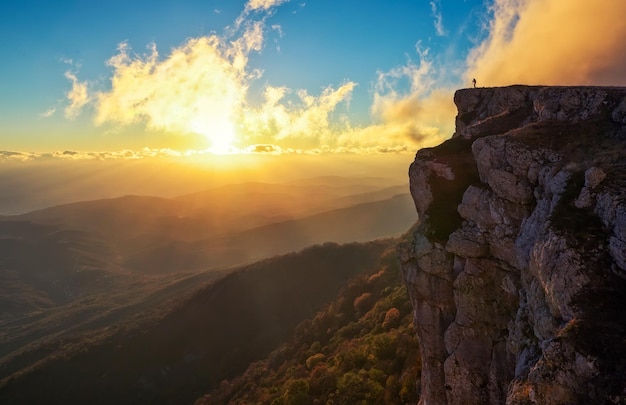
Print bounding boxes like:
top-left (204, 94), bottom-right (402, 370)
top-left (90, 21), bottom-right (357, 152)
top-left (430, 1), bottom-right (446, 36)
top-left (70, 1), bottom-right (362, 153)
top-left (0, 148), bottom-right (192, 162)
top-left (0, 144), bottom-right (414, 164)
top-left (60, 0), bottom-right (449, 154)
top-left (93, 25), bottom-right (261, 151)
top-left (245, 0), bottom-right (289, 12)
top-left (245, 144), bottom-right (282, 154)
top-left (56, 0), bottom-right (288, 153)
top-left (64, 71), bottom-right (90, 119)
top-left (0, 150), bottom-right (31, 161)
top-left (466, 0), bottom-right (626, 86)
top-left (350, 45), bottom-right (456, 149)
top-left (242, 82), bottom-right (356, 148)
top-left (271, 24), bottom-right (284, 37)
top-left (39, 107), bottom-right (56, 118)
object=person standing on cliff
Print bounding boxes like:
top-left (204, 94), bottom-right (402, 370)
top-left (472, 78), bottom-right (476, 88)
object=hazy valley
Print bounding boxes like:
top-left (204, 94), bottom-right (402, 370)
top-left (0, 175), bottom-right (418, 404)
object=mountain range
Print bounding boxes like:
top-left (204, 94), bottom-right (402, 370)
top-left (0, 240), bottom-right (397, 404)
top-left (0, 177), bottom-right (415, 317)
top-left (0, 175), bottom-right (418, 404)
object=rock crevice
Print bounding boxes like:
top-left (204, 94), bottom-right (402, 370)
top-left (399, 85), bottom-right (626, 404)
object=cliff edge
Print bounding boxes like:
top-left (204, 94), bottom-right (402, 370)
top-left (398, 85), bottom-right (626, 404)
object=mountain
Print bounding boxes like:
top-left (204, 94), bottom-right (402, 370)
top-left (197, 244), bottom-right (420, 405)
top-left (0, 174), bottom-right (418, 401)
top-left (0, 240), bottom-right (393, 405)
top-left (399, 86), bottom-right (626, 404)
top-left (175, 178), bottom-right (406, 220)
top-left (8, 85), bottom-right (626, 405)
top-left (126, 193), bottom-right (416, 272)
top-left (8, 178), bottom-right (412, 274)
top-left (15, 177), bottom-right (407, 241)
top-left (0, 220), bottom-right (125, 317)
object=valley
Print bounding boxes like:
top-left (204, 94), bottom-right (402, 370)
top-left (0, 175), bottom-right (418, 404)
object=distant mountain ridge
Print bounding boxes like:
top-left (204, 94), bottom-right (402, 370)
top-left (0, 220), bottom-right (125, 317)
top-left (126, 193), bottom-right (416, 272)
top-left (1, 178), bottom-right (414, 280)
top-left (13, 177), bottom-right (408, 240)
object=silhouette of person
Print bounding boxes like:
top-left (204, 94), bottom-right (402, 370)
top-left (472, 78), bottom-right (477, 88)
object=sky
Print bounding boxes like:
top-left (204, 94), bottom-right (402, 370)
top-left (0, 0), bottom-right (625, 192)
top-left (0, 0), bottom-right (469, 156)
top-left (1, 0), bottom-right (621, 158)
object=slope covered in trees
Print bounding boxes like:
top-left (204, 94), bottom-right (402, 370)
top-left (198, 246), bottom-right (421, 405)
top-left (0, 240), bottom-right (396, 404)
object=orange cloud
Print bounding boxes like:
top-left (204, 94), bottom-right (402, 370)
top-left (356, 48), bottom-right (456, 150)
top-left (466, 0), bottom-right (626, 86)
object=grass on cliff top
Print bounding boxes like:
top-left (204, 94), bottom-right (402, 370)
top-left (508, 119), bottom-right (626, 166)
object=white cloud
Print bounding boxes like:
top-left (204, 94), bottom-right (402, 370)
top-left (245, 0), bottom-right (289, 12)
top-left (39, 107), bottom-right (56, 118)
top-left (64, 71), bottom-right (90, 119)
top-left (65, 3), bottom-right (363, 153)
top-left (430, 1), bottom-right (446, 36)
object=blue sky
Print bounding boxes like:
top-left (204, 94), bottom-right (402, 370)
top-left (1, 0), bottom-right (625, 156)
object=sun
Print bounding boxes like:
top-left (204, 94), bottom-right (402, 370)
top-left (191, 117), bottom-right (238, 154)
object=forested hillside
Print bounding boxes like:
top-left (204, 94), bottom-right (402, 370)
top-left (198, 245), bottom-right (421, 405)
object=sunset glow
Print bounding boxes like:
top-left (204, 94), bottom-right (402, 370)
top-left (190, 115), bottom-right (237, 154)
top-left (1, 0), bottom-right (625, 159)
top-left (1, 2), bottom-right (626, 403)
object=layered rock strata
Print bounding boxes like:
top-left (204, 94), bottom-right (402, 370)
top-left (399, 85), bottom-right (626, 404)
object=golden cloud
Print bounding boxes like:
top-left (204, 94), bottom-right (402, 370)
top-left (241, 82), bottom-right (357, 148)
top-left (64, 71), bottom-right (90, 119)
top-left (60, 1), bottom-right (453, 154)
top-left (466, 0), bottom-right (626, 86)
top-left (359, 50), bottom-right (456, 150)
top-left (94, 35), bottom-right (250, 151)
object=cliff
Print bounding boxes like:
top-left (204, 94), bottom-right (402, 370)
top-left (398, 85), bottom-right (626, 404)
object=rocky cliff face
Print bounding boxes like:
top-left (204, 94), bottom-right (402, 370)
top-left (398, 85), bottom-right (626, 404)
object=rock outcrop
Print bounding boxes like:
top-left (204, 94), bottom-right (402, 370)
top-left (399, 85), bottom-right (626, 404)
